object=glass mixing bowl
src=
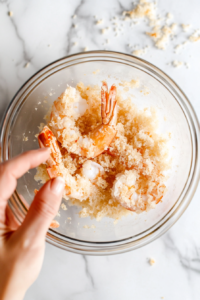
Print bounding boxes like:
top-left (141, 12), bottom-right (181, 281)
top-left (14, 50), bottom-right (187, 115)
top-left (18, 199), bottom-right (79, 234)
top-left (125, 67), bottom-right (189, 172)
top-left (1, 51), bottom-right (200, 255)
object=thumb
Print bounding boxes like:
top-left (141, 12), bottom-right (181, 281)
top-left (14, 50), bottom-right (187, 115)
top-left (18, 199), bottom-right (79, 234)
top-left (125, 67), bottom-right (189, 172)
top-left (16, 177), bottom-right (65, 243)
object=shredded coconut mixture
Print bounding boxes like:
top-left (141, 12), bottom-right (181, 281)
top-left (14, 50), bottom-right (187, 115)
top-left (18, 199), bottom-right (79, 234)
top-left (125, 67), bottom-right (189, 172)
top-left (35, 82), bottom-right (170, 221)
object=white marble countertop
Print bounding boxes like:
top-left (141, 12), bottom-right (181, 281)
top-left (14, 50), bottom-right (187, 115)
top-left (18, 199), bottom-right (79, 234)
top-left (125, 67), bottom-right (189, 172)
top-left (1, 0), bottom-right (200, 299)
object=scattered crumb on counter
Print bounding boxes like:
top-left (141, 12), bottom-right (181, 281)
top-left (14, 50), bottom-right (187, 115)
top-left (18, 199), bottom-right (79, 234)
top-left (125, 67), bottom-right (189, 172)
top-left (101, 28), bottom-right (109, 34)
top-left (24, 62), bottom-right (30, 68)
top-left (181, 23), bottom-right (191, 32)
top-left (124, 16), bottom-right (130, 21)
top-left (67, 217), bottom-right (71, 220)
top-left (174, 41), bottom-right (188, 53)
top-left (87, 0), bottom-right (196, 71)
top-left (61, 203), bottom-right (67, 210)
top-left (147, 23), bottom-right (177, 50)
top-left (172, 60), bottom-right (183, 68)
top-left (8, 11), bottom-right (13, 17)
top-left (149, 258), bottom-right (155, 266)
top-left (166, 12), bottom-right (173, 20)
top-left (189, 30), bottom-right (200, 42)
top-left (132, 47), bottom-right (147, 57)
top-left (123, 0), bottom-right (157, 25)
top-left (185, 62), bottom-right (190, 69)
top-left (83, 47), bottom-right (89, 51)
top-left (96, 19), bottom-right (103, 25)
top-left (57, 211), bottom-right (61, 217)
top-left (91, 225), bottom-right (96, 229)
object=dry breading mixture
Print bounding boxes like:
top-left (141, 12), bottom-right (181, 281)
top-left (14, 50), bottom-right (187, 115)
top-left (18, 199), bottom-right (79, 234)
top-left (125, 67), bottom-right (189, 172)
top-left (35, 82), bottom-right (170, 221)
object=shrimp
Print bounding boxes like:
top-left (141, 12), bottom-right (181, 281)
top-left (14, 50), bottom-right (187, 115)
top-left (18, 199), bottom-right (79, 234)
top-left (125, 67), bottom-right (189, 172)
top-left (111, 170), bottom-right (147, 212)
top-left (49, 81), bottom-right (117, 158)
top-left (112, 170), bottom-right (165, 212)
top-left (85, 81), bottom-right (117, 157)
top-left (38, 126), bottom-right (105, 200)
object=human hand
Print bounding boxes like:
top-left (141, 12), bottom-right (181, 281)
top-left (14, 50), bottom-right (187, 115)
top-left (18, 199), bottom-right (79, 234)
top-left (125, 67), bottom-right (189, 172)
top-left (0, 148), bottom-right (65, 300)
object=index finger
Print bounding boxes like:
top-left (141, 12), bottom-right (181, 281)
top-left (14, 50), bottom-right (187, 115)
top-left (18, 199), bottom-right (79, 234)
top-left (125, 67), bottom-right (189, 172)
top-left (0, 148), bottom-right (50, 205)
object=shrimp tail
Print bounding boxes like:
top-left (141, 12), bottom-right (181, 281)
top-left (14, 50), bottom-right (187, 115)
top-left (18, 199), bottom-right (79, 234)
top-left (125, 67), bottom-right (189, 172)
top-left (38, 126), bottom-right (62, 167)
top-left (101, 81), bottom-right (117, 125)
top-left (83, 82), bottom-right (118, 158)
top-left (38, 126), bottom-right (71, 195)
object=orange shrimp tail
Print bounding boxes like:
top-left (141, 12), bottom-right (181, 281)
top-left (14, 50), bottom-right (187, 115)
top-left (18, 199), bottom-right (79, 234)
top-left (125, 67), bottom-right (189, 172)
top-left (84, 81), bottom-right (118, 158)
top-left (101, 82), bottom-right (117, 125)
top-left (38, 126), bottom-right (62, 167)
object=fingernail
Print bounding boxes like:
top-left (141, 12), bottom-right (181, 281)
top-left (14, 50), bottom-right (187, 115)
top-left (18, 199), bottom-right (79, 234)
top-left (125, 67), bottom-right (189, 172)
top-left (50, 177), bottom-right (65, 194)
top-left (38, 147), bottom-right (51, 152)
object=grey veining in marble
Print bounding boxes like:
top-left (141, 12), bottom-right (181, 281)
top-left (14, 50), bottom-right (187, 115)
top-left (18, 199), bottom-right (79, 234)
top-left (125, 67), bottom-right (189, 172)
top-left (1, 0), bottom-right (200, 299)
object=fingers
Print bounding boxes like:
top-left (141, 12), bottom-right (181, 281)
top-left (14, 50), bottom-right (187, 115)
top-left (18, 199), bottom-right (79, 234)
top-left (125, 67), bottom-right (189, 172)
top-left (0, 148), bottom-right (50, 205)
top-left (14, 177), bottom-right (65, 243)
top-left (101, 81), bottom-right (108, 123)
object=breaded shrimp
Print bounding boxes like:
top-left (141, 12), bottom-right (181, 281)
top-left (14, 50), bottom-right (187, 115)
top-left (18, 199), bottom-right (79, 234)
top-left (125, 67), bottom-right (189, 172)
top-left (50, 81), bottom-right (117, 158)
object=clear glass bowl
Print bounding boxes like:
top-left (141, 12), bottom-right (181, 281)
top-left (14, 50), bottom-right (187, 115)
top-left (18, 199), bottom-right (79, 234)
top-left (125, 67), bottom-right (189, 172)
top-left (1, 51), bottom-right (200, 255)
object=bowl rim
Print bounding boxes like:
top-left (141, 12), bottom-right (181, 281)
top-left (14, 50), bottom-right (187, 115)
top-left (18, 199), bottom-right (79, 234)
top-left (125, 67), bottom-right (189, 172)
top-left (1, 50), bottom-right (200, 255)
